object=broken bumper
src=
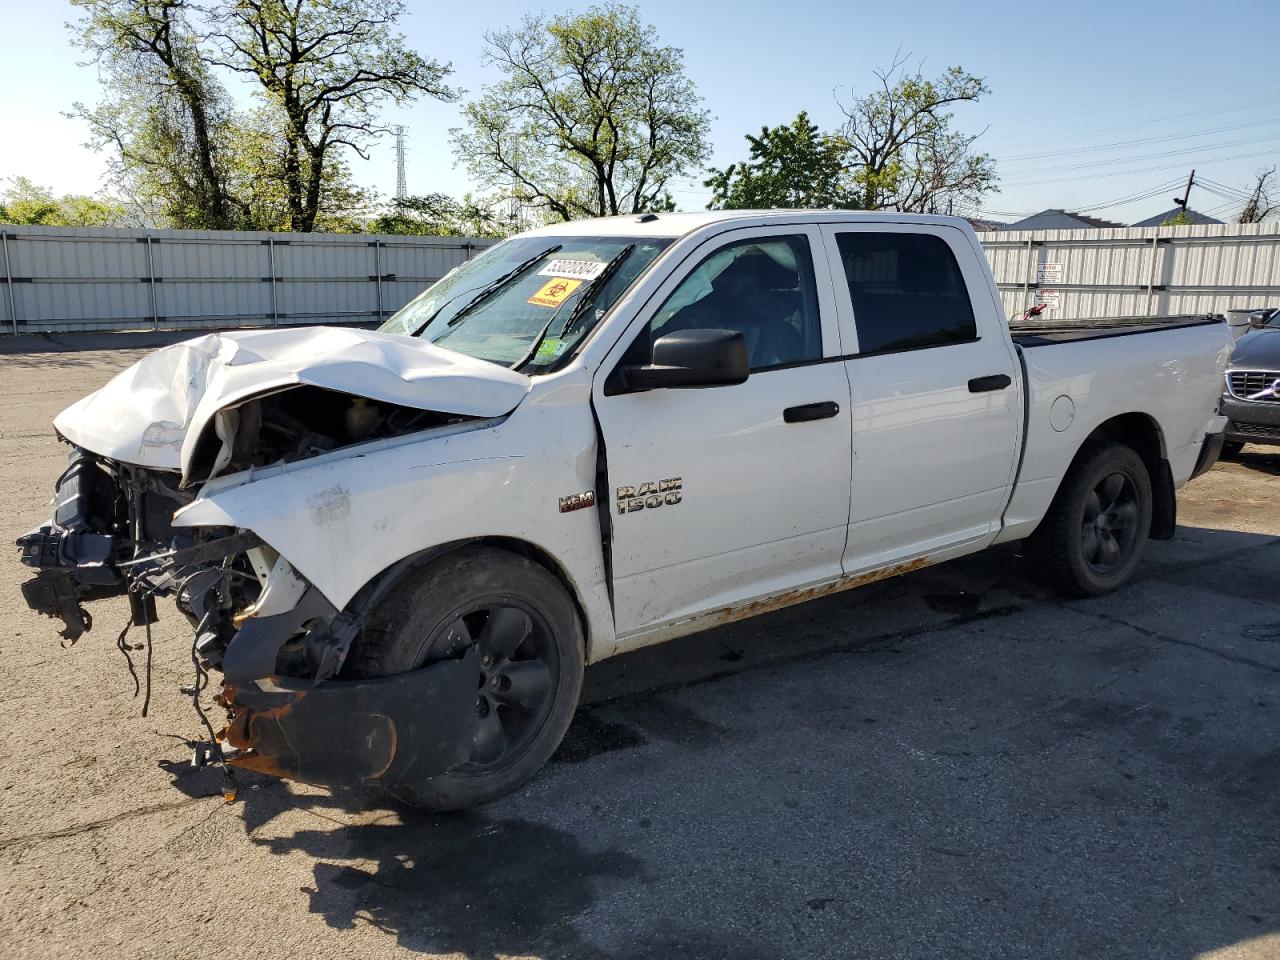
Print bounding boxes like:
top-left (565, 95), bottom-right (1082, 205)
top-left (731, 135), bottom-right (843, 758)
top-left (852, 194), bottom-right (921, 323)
top-left (222, 648), bottom-right (481, 787)
top-left (16, 448), bottom-right (483, 794)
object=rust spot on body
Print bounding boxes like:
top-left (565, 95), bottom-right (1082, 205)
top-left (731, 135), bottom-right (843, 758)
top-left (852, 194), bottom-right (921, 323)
top-left (703, 556), bottom-right (933, 629)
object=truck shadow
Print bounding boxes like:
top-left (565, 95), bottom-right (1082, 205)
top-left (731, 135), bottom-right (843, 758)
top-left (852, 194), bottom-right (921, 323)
top-left (1224, 445), bottom-right (1280, 477)
top-left (244, 527), bottom-right (1280, 960)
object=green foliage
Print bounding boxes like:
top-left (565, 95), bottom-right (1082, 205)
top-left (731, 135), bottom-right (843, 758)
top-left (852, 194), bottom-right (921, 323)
top-left (210, 0), bottom-right (455, 232)
top-left (70, 0), bottom-right (244, 229)
top-left (452, 3), bottom-right (710, 221)
top-left (706, 112), bottom-right (857, 210)
top-left (370, 194), bottom-right (520, 237)
top-left (0, 178), bottom-right (125, 226)
top-left (68, 0), bottom-right (450, 232)
top-left (1160, 209), bottom-right (1193, 227)
top-left (838, 57), bottom-right (997, 213)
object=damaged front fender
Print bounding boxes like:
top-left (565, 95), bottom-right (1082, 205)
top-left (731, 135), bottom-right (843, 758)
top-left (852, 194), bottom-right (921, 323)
top-left (222, 647), bottom-right (481, 788)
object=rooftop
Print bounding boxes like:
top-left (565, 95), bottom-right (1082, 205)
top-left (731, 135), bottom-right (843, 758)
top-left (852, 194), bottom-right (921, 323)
top-left (526, 209), bottom-right (981, 238)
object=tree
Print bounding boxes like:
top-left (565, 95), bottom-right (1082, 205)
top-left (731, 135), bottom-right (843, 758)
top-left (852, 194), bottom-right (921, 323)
top-left (218, 106), bottom-right (375, 231)
top-left (706, 112), bottom-right (856, 210)
top-left (369, 193), bottom-right (520, 237)
top-left (0, 178), bottom-right (125, 226)
top-left (837, 54), bottom-right (996, 213)
top-left (452, 3), bottom-right (711, 221)
top-left (69, 0), bottom-right (243, 228)
top-left (209, 0), bottom-right (455, 232)
top-left (1239, 167), bottom-right (1277, 224)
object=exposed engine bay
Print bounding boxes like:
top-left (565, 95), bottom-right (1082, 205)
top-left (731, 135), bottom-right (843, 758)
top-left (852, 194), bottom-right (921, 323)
top-left (186, 385), bottom-right (468, 486)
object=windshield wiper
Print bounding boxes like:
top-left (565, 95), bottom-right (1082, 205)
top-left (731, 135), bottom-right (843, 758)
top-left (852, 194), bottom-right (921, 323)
top-left (513, 244), bottom-right (634, 372)
top-left (409, 244), bottom-right (562, 336)
top-left (443, 244), bottom-right (562, 329)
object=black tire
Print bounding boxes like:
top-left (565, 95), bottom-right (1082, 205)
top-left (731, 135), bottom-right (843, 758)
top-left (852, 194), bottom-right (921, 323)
top-left (1028, 441), bottom-right (1153, 598)
top-left (1221, 440), bottom-right (1245, 458)
top-left (344, 546), bottom-right (584, 811)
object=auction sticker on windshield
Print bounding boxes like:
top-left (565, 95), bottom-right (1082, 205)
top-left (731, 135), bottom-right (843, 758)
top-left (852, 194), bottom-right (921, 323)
top-left (538, 259), bottom-right (607, 281)
top-left (528, 277), bottom-right (583, 308)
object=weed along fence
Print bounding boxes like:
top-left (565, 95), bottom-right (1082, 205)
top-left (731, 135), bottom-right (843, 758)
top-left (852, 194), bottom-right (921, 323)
top-left (0, 225), bottom-right (497, 335)
top-left (977, 222), bottom-right (1280, 321)
top-left (2, 222), bottom-right (1277, 335)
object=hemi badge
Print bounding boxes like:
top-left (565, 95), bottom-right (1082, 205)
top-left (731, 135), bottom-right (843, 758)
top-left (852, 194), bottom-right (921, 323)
top-left (559, 491), bottom-right (596, 513)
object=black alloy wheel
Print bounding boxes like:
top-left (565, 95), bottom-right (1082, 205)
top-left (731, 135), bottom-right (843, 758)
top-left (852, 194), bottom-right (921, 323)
top-left (420, 603), bottom-right (559, 771)
top-left (344, 546), bottom-right (584, 811)
top-left (1080, 471), bottom-right (1142, 575)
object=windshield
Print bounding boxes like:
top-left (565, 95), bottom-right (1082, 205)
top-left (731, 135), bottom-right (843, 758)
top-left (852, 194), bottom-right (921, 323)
top-left (380, 235), bottom-right (672, 372)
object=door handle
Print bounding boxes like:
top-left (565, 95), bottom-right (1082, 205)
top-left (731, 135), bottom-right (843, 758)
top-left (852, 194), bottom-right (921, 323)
top-left (784, 401), bottom-right (841, 423)
top-left (968, 374), bottom-right (1012, 393)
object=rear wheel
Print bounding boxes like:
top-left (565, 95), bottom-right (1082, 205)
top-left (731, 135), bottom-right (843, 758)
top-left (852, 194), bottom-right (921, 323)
top-left (345, 546), bottom-right (584, 811)
top-left (1029, 442), bottom-right (1152, 597)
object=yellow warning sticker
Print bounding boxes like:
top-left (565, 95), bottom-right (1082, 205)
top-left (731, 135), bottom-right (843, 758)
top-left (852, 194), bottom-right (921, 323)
top-left (528, 277), bottom-right (582, 308)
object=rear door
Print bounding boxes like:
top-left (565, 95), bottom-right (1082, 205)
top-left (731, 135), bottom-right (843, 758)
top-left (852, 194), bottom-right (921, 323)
top-left (592, 225), bottom-right (853, 641)
top-left (818, 223), bottom-right (1022, 572)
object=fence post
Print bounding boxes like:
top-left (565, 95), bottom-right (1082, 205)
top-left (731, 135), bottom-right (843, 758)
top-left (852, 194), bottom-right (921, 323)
top-left (2, 231), bottom-right (15, 335)
top-left (267, 236), bottom-right (279, 325)
top-left (145, 234), bottom-right (159, 330)
top-left (1144, 234), bottom-right (1160, 317)
top-left (1022, 237), bottom-right (1035, 312)
top-left (373, 238), bottom-right (383, 322)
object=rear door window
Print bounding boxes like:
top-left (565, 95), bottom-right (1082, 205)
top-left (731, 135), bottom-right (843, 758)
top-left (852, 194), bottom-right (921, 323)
top-left (832, 232), bottom-right (977, 355)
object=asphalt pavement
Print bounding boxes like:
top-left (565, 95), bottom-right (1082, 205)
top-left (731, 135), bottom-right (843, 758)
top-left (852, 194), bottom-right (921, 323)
top-left (1, 331), bottom-right (1277, 960)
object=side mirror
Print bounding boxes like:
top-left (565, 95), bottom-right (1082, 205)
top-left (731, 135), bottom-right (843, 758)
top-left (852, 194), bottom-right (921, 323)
top-left (616, 329), bottom-right (749, 392)
top-left (1248, 308), bottom-right (1278, 329)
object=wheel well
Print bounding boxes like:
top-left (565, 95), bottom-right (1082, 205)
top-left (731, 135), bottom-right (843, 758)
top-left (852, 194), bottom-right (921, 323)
top-left (348, 537), bottom-right (594, 660)
top-left (1071, 413), bottom-right (1176, 539)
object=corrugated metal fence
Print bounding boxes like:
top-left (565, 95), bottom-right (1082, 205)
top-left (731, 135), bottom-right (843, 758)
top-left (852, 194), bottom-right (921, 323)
top-left (977, 222), bottom-right (1280, 320)
top-left (0, 225), bottom-right (497, 334)
top-left (2, 221), bottom-right (1277, 334)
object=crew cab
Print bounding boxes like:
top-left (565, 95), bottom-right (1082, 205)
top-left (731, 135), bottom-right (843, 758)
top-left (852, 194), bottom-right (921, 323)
top-left (16, 211), bottom-right (1233, 810)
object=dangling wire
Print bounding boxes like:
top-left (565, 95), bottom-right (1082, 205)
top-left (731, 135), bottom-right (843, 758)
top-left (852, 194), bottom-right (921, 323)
top-left (141, 617), bottom-right (153, 718)
top-left (115, 616), bottom-right (140, 699)
top-left (188, 610), bottom-right (237, 803)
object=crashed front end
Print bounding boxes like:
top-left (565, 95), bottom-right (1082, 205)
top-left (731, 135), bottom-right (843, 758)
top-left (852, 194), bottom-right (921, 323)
top-left (15, 441), bottom-right (481, 794)
top-left (15, 328), bottom-right (531, 796)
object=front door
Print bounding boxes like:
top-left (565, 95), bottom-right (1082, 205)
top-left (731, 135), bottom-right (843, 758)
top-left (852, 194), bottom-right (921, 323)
top-left (593, 226), bottom-right (853, 643)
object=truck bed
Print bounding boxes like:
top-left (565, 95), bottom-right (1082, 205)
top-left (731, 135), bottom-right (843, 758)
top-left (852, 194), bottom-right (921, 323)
top-left (1010, 314), bottom-right (1223, 347)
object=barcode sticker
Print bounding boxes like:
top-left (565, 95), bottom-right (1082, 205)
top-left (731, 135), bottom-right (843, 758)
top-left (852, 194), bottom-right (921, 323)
top-left (538, 259), bottom-right (607, 281)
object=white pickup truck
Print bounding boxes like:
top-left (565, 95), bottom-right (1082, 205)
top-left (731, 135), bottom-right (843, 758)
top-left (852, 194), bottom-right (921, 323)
top-left (17, 211), bottom-right (1232, 809)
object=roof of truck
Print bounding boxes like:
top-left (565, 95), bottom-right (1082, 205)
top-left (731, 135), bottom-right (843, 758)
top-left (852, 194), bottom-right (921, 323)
top-left (525, 210), bottom-right (978, 239)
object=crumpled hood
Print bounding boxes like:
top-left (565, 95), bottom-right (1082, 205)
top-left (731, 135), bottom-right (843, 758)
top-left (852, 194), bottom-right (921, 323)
top-left (1228, 327), bottom-right (1280, 369)
top-left (54, 326), bottom-right (531, 475)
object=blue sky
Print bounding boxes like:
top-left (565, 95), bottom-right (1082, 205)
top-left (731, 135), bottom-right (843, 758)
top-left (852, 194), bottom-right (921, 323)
top-left (1, 0), bottom-right (1278, 223)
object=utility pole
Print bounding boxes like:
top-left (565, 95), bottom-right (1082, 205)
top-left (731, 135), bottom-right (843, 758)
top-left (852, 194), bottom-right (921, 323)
top-left (394, 126), bottom-right (408, 199)
top-left (1173, 169), bottom-right (1195, 213)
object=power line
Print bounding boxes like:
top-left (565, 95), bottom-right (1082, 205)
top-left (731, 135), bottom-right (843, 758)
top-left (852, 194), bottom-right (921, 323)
top-left (1198, 175), bottom-right (1254, 199)
top-left (1001, 132), bottom-right (1280, 176)
top-left (998, 148), bottom-right (1280, 188)
top-left (999, 116), bottom-right (1280, 162)
top-left (1071, 178), bottom-right (1186, 213)
top-left (980, 103), bottom-right (1269, 152)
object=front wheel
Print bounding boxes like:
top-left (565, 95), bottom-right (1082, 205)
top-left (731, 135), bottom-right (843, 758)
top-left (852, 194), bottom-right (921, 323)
top-left (344, 546), bottom-right (584, 811)
top-left (1028, 442), bottom-right (1153, 597)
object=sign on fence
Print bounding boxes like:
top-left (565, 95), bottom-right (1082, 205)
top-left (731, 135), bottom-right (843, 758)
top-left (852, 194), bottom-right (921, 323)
top-left (1036, 261), bottom-right (1064, 285)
